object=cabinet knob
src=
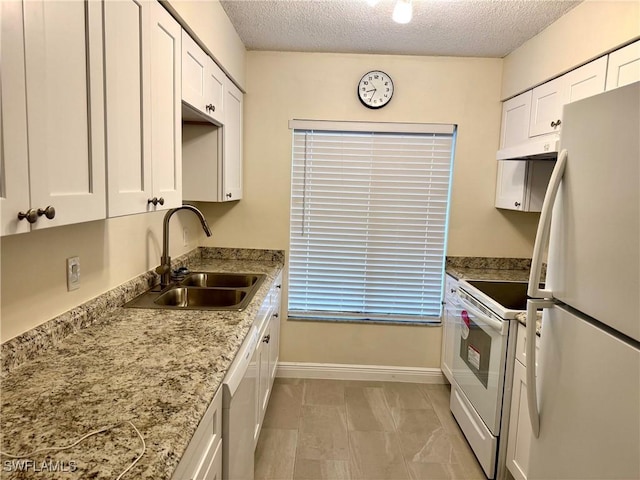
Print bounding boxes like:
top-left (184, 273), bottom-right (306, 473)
top-left (450, 288), bottom-right (456, 293)
top-left (276, 284), bottom-right (282, 289)
top-left (273, 313), bottom-right (279, 318)
top-left (206, 104), bottom-right (215, 113)
top-left (148, 197), bottom-right (164, 206)
top-left (37, 205), bottom-right (56, 220)
top-left (514, 201), bottom-right (521, 207)
top-left (226, 193), bottom-right (232, 199)
top-left (262, 334), bottom-right (271, 344)
top-left (17, 209), bottom-right (38, 224)
top-left (158, 197), bottom-right (165, 206)
top-left (550, 119), bottom-right (562, 128)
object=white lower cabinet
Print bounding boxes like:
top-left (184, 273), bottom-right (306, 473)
top-left (440, 274), bottom-right (458, 383)
top-left (506, 324), bottom-right (539, 480)
top-left (173, 387), bottom-right (223, 480)
top-left (253, 273), bottom-right (283, 447)
top-left (1, 0), bottom-right (106, 236)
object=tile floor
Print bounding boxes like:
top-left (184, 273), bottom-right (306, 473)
top-left (254, 378), bottom-right (486, 480)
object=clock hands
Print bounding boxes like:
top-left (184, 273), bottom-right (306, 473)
top-left (366, 87), bottom-right (377, 102)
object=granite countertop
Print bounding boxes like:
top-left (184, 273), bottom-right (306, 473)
top-left (445, 256), bottom-right (543, 335)
top-left (0, 249), bottom-right (283, 479)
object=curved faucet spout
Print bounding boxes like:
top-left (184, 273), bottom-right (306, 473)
top-left (156, 204), bottom-right (212, 287)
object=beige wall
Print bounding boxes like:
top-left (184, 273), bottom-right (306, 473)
top-left (165, 0), bottom-right (247, 88)
top-left (196, 51), bottom-right (542, 367)
top-left (0, 212), bottom-right (205, 342)
top-left (502, 0), bottom-right (640, 99)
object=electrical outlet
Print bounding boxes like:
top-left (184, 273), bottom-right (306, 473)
top-left (183, 228), bottom-right (189, 246)
top-left (67, 256), bottom-right (80, 291)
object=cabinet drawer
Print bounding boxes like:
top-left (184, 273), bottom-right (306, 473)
top-left (515, 322), bottom-right (539, 367)
top-left (172, 387), bottom-right (223, 480)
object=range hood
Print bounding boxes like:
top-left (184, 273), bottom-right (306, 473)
top-left (496, 136), bottom-right (559, 160)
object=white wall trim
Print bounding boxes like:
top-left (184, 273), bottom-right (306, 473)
top-left (276, 362), bottom-right (447, 384)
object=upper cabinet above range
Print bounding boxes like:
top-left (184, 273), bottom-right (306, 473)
top-left (181, 31), bottom-right (226, 125)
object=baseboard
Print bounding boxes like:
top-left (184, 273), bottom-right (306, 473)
top-left (276, 362), bottom-right (446, 384)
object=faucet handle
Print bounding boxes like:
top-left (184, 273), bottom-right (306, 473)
top-left (155, 264), bottom-right (170, 275)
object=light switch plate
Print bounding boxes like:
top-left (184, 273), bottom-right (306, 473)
top-left (67, 256), bottom-right (80, 291)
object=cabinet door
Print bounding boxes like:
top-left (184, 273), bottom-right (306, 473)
top-left (104, 0), bottom-right (152, 217)
top-left (564, 56), bottom-right (606, 104)
top-left (222, 80), bottom-right (243, 201)
top-left (441, 275), bottom-right (458, 383)
top-left (495, 160), bottom-right (526, 211)
top-left (24, 0), bottom-right (106, 229)
top-left (500, 90), bottom-right (532, 149)
top-left (0, 1), bottom-right (30, 236)
top-left (506, 360), bottom-right (531, 480)
top-left (205, 57), bottom-right (226, 124)
top-left (259, 325), bottom-right (271, 420)
top-left (150, 1), bottom-right (182, 210)
top-left (529, 76), bottom-right (563, 137)
top-left (606, 40), bottom-right (640, 91)
top-left (182, 31), bottom-right (209, 115)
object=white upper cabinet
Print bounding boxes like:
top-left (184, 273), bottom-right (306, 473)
top-left (105, 0), bottom-right (181, 217)
top-left (222, 80), bottom-right (244, 201)
top-left (606, 40), bottom-right (640, 91)
top-left (500, 91), bottom-right (532, 149)
top-left (150, 1), bottom-right (182, 210)
top-left (529, 56), bottom-right (607, 137)
top-left (1, 0), bottom-right (106, 236)
top-left (182, 31), bottom-right (225, 124)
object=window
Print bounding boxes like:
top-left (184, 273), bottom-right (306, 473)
top-left (288, 120), bottom-right (456, 324)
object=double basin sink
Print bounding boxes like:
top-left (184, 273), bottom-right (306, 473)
top-left (125, 272), bottom-right (266, 311)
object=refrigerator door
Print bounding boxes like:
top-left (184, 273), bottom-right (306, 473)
top-left (528, 305), bottom-right (640, 479)
top-left (547, 82), bottom-right (639, 341)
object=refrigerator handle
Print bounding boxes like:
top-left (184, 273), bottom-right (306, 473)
top-left (528, 149), bottom-right (567, 299)
top-left (525, 299), bottom-right (553, 439)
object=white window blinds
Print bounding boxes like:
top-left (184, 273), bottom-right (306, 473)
top-left (289, 120), bottom-right (456, 323)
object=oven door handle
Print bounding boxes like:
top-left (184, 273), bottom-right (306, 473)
top-left (458, 296), bottom-right (507, 335)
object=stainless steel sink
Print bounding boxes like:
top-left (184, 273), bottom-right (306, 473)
top-left (180, 273), bottom-right (261, 288)
top-left (124, 272), bottom-right (266, 311)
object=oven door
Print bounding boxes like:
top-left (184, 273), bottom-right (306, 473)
top-left (452, 291), bottom-right (509, 435)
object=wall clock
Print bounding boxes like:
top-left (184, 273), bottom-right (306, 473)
top-left (357, 70), bottom-right (394, 109)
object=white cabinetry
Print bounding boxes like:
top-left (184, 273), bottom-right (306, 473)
top-left (181, 31), bottom-right (225, 125)
top-left (529, 57), bottom-right (607, 137)
top-left (222, 80), bottom-right (244, 201)
top-left (182, 78), bottom-right (244, 203)
top-left (172, 387), bottom-right (223, 480)
top-left (606, 40), bottom-right (640, 91)
top-left (506, 324), bottom-right (540, 480)
top-left (440, 274), bottom-right (458, 383)
top-left (105, 0), bottom-right (182, 217)
top-left (495, 160), bottom-right (554, 212)
top-left (253, 273), bottom-right (282, 447)
top-left (499, 91), bottom-right (532, 150)
top-left (1, 0), bottom-right (106, 236)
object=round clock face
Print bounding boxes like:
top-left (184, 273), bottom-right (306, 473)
top-left (358, 70), bottom-right (394, 109)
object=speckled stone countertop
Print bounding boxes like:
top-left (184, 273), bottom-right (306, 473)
top-left (445, 256), bottom-right (543, 335)
top-left (0, 248), bottom-right (284, 479)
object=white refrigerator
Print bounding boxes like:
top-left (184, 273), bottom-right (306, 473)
top-left (525, 81), bottom-right (640, 479)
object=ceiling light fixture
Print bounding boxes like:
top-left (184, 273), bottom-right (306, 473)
top-left (392, 0), bottom-right (413, 24)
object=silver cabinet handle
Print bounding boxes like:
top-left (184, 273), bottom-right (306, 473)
top-left (17, 209), bottom-right (38, 223)
top-left (37, 205), bottom-right (56, 220)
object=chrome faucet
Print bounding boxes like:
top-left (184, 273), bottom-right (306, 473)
top-left (156, 204), bottom-right (212, 287)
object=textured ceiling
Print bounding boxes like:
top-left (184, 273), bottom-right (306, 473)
top-left (220, 0), bottom-right (582, 58)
